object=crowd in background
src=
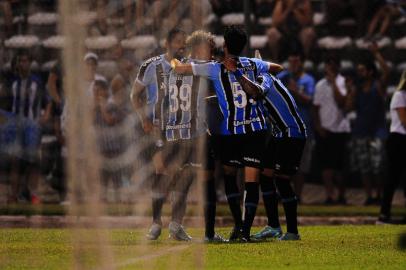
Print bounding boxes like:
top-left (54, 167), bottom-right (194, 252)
top-left (0, 0), bottom-right (405, 208)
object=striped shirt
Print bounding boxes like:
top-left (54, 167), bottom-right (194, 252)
top-left (11, 75), bottom-right (47, 121)
top-left (135, 54), bottom-right (171, 130)
top-left (191, 57), bottom-right (269, 135)
top-left (259, 73), bottom-right (307, 138)
top-left (165, 59), bottom-right (207, 141)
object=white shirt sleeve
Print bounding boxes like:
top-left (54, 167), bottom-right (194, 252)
top-left (191, 62), bottom-right (220, 80)
top-left (336, 75), bottom-right (347, 96)
top-left (313, 81), bottom-right (323, 106)
top-left (391, 91), bottom-right (406, 110)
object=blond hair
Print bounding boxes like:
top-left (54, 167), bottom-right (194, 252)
top-left (186, 30), bottom-right (216, 51)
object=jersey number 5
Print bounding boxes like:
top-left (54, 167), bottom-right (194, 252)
top-left (232, 82), bottom-right (247, 109)
top-left (169, 84), bottom-right (192, 113)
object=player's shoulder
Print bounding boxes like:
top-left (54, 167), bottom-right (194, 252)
top-left (140, 54), bottom-right (164, 69)
top-left (190, 59), bottom-right (213, 64)
top-left (244, 56), bottom-right (264, 63)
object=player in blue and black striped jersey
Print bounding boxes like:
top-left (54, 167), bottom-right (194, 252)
top-left (172, 25), bottom-right (284, 242)
top-left (223, 57), bottom-right (307, 241)
top-left (255, 73), bottom-right (306, 241)
top-left (131, 28), bottom-right (188, 241)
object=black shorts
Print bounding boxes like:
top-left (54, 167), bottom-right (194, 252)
top-left (218, 131), bottom-right (267, 169)
top-left (315, 132), bottom-right (349, 170)
top-left (161, 137), bottom-right (204, 170)
top-left (205, 134), bottom-right (220, 171)
top-left (263, 136), bottom-right (306, 176)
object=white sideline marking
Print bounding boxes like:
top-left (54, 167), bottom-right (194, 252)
top-left (116, 244), bottom-right (190, 268)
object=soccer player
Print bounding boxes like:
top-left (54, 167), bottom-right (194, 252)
top-left (186, 30), bottom-right (227, 242)
top-left (131, 28), bottom-right (187, 241)
top-left (223, 58), bottom-right (307, 240)
top-left (172, 25), bottom-right (283, 241)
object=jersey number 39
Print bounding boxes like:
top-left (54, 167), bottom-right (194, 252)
top-left (169, 84), bottom-right (191, 113)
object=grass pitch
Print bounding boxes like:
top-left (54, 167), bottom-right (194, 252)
top-left (1, 225), bottom-right (405, 269)
top-left (1, 204), bottom-right (405, 217)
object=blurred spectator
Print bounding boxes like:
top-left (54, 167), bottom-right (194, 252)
top-left (8, 50), bottom-right (51, 203)
top-left (346, 43), bottom-right (390, 205)
top-left (93, 78), bottom-right (138, 202)
top-left (365, 0), bottom-right (406, 41)
top-left (111, 54), bottom-right (134, 100)
top-left (60, 52), bottom-right (105, 154)
top-left (44, 60), bottom-right (66, 202)
top-left (47, 60), bottom-right (63, 108)
top-left (254, 0), bottom-right (275, 18)
top-left (209, 0), bottom-right (244, 17)
top-left (278, 50), bottom-right (315, 202)
top-left (378, 70), bottom-right (406, 223)
top-left (0, 0), bottom-right (13, 37)
top-left (313, 55), bottom-right (350, 205)
top-left (266, 0), bottom-right (315, 61)
top-left (325, 0), bottom-right (384, 37)
top-left (84, 52), bottom-right (106, 95)
top-left (93, 0), bottom-right (136, 37)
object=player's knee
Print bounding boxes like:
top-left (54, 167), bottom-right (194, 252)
top-left (223, 165), bottom-right (236, 176)
top-left (262, 168), bottom-right (274, 178)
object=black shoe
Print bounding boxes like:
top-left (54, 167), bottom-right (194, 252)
top-left (373, 197), bottom-right (381, 205)
top-left (324, 197), bottom-right (335, 205)
top-left (297, 196), bottom-right (302, 204)
top-left (240, 236), bottom-right (250, 242)
top-left (376, 214), bottom-right (391, 225)
top-left (337, 196), bottom-right (347, 205)
top-left (229, 227), bottom-right (242, 241)
top-left (364, 197), bottom-right (375, 206)
top-left (204, 233), bottom-right (229, 243)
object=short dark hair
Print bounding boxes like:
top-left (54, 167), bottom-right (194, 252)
top-left (358, 56), bottom-right (377, 76)
top-left (325, 54), bottom-right (340, 68)
top-left (223, 25), bottom-right (247, 56)
top-left (94, 79), bottom-right (108, 90)
top-left (288, 49), bottom-right (305, 61)
top-left (16, 50), bottom-right (32, 62)
top-left (167, 28), bottom-right (186, 43)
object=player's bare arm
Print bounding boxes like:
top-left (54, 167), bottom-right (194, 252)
top-left (269, 62), bottom-right (284, 75)
top-left (396, 107), bottom-right (406, 129)
top-left (172, 57), bottom-right (283, 77)
top-left (370, 42), bottom-right (389, 96)
top-left (171, 59), bottom-right (193, 75)
top-left (131, 81), bottom-right (153, 133)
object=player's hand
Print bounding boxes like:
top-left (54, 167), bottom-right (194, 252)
top-left (223, 57), bottom-right (238, 72)
top-left (142, 119), bottom-right (154, 134)
top-left (326, 69), bottom-right (336, 85)
top-left (170, 58), bottom-right (181, 70)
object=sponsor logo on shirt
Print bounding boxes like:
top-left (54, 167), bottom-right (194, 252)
top-left (233, 117), bottom-right (261, 126)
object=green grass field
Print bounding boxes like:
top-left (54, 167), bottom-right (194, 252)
top-left (1, 204), bottom-right (405, 217)
top-left (1, 225), bottom-right (405, 269)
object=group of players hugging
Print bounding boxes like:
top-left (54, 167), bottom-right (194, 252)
top-left (131, 25), bottom-right (306, 243)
